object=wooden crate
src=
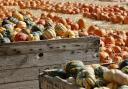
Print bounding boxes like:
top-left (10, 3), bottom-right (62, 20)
top-left (0, 36), bottom-right (100, 89)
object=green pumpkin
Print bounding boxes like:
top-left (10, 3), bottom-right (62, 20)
top-left (118, 85), bottom-right (128, 89)
top-left (64, 60), bottom-right (85, 78)
top-left (76, 69), bottom-right (96, 88)
top-left (121, 66), bottom-right (128, 74)
top-left (94, 66), bottom-right (109, 78)
top-left (0, 37), bottom-right (11, 43)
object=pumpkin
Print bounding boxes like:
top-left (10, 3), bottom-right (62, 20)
top-left (64, 60), bottom-right (85, 78)
top-left (42, 28), bottom-right (56, 39)
top-left (94, 66), bottom-right (109, 78)
top-left (8, 16), bottom-right (19, 24)
top-left (103, 36), bottom-right (115, 45)
top-left (55, 23), bottom-right (68, 36)
top-left (76, 69), bottom-right (96, 88)
top-left (12, 11), bottom-right (24, 21)
top-left (0, 37), bottom-right (11, 43)
top-left (107, 82), bottom-right (118, 89)
top-left (103, 69), bottom-right (128, 85)
top-left (77, 18), bottom-right (86, 29)
top-left (119, 60), bottom-right (128, 69)
top-left (87, 25), bottom-right (99, 35)
top-left (44, 19), bottom-right (54, 29)
top-left (118, 85), bottom-right (128, 89)
top-left (64, 30), bottom-right (76, 38)
top-left (121, 66), bottom-right (128, 74)
top-left (14, 32), bottom-right (28, 41)
top-left (16, 21), bottom-right (27, 29)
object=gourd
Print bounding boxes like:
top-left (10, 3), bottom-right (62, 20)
top-left (12, 11), bottom-right (24, 21)
top-left (3, 24), bottom-right (14, 33)
top-left (119, 60), bottom-right (128, 69)
top-left (8, 17), bottom-right (19, 24)
top-left (16, 21), bottom-right (27, 29)
top-left (2, 30), bottom-right (11, 38)
top-left (95, 79), bottom-right (106, 87)
top-left (31, 25), bottom-right (44, 32)
top-left (22, 29), bottom-right (31, 35)
top-left (2, 19), bottom-right (12, 26)
top-left (107, 82), bottom-right (118, 89)
top-left (103, 69), bottom-right (128, 85)
top-left (55, 23), bottom-right (68, 36)
top-left (0, 37), bottom-right (11, 43)
top-left (0, 27), bottom-right (6, 33)
top-left (76, 69), bottom-right (96, 88)
top-left (118, 85), bottom-right (128, 89)
top-left (42, 28), bottom-right (56, 39)
top-left (24, 16), bottom-right (34, 28)
top-left (94, 66), bottom-right (109, 78)
top-left (14, 32), bottom-right (28, 41)
top-left (14, 28), bottom-right (22, 32)
top-left (44, 19), bottom-right (54, 29)
top-left (0, 33), bottom-right (3, 39)
top-left (64, 60), bottom-right (85, 78)
top-left (121, 66), bottom-right (128, 74)
top-left (64, 30), bottom-right (76, 38)
top-left (32, 32), bottom-right (40, 41)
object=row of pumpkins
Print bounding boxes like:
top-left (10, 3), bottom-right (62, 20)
top-left (46, 60), bottom-right (128, 89)
top-left (0, 11), bottom-right (81, 43)
top-left (0, 0), bottom-right (128, 24)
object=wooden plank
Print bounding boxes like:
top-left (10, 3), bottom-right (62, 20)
top-left (0, 49), bottom-right (99, 70)
top-left (0, 37), bottom-right (99, 56)
top-left (0, 80), bottom-right (39, 89)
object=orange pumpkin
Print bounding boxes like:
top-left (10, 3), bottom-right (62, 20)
top-left (87, 25), bottom-right (99, 35)
top-left (93, 28), bottom-right (107, 37)
top-left (124, 16), bottom-right (128, 24)
top-left (112, 46), bottom-right (122, 53)
top-left (77, 19), bottom-right (86, 29)
top-left (103, 36), bottom-right (115, 45)
top-left (99, 51), bottom-right (110, 63)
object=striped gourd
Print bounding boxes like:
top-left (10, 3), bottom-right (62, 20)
top-left (64, 60), bottom-right (85, 78)
top-left (55, 23), bottom-right (68, 36)
top-left (42, 28), bottom-right (56, 39)
top-left (64, 30), bottom-right (76, 38)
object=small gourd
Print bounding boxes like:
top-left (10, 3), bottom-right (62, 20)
top-left (64, 30), bottom-right (76, 38)
top-left (119, 60), bottom-right (128, 69)
top-left (22, 29), bottom-right (31, 35)
top-left (64, 60), bottom-right (85, 78)
top-left (76, 69), bottom-right (96, 88)
top-left (44, 19), bottom-right (54, 29)
top-left (14, 32), bottom-right (28, 42)
top-left (2, 19), bottom-right (12, 26)
top-left (0, 33), bottom-right (3, 39)
top-left (95, 79), bottom-right (106, 87)
top-left (16, 21), bottom-right (27, 29)
top-left (12, 11), bottom-right (24, 21)
top-left (42, 28), bottom-right (56, 39)
top-left (14, 28), bottom-right (22, 32)
top-left (32, 32), bottom-right (40, 41)
top-left (94, 66), bottom-right (109, 78)
top-left (0, 27), bottom-right (6, 33)
top-left (55, 23), bottom-right (68, 36)
top-left (24, 16), bottom-right (34, 28)
top-left (0, 37), bottom-right (11, 43)
top-left (3, 24), bottom-right (14, 33)
top-left (121, 66), bottom-right (128, 74)
top-left (8, 17), bottom-right (19, 24)
top-left (94, 87), bottom-right (109, 89)
top-left (31, 25), bottom-right (44, 32)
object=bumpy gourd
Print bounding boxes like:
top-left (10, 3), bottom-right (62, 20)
top-left (55, 23), bottom-right (68, 36)
top-left (31, 25), bottom-right (44, 32)
top-left (24, 16), bottom-right (34, 28)
top-left (42, 28), bottom-right (56, 39)
top-left (64, 60), bottom-right (85, 78)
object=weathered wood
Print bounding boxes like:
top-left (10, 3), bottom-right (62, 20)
top-left (0, 37), bottom-right (100, 88)
top-left (0, 80), bottom-right (39, 89)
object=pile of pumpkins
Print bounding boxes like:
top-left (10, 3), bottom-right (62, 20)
top-left (48, 60), bottom-right (128, 89)
top-left (0, 11), bottom-right (81, 44)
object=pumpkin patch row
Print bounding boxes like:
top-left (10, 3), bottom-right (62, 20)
top-left (45, 60), bottom-right (128, 89)
top-left (2, 0), bottom-right (127, 24)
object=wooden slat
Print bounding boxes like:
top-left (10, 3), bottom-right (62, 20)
top-left (0, 80), bottom-right (39, 89)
